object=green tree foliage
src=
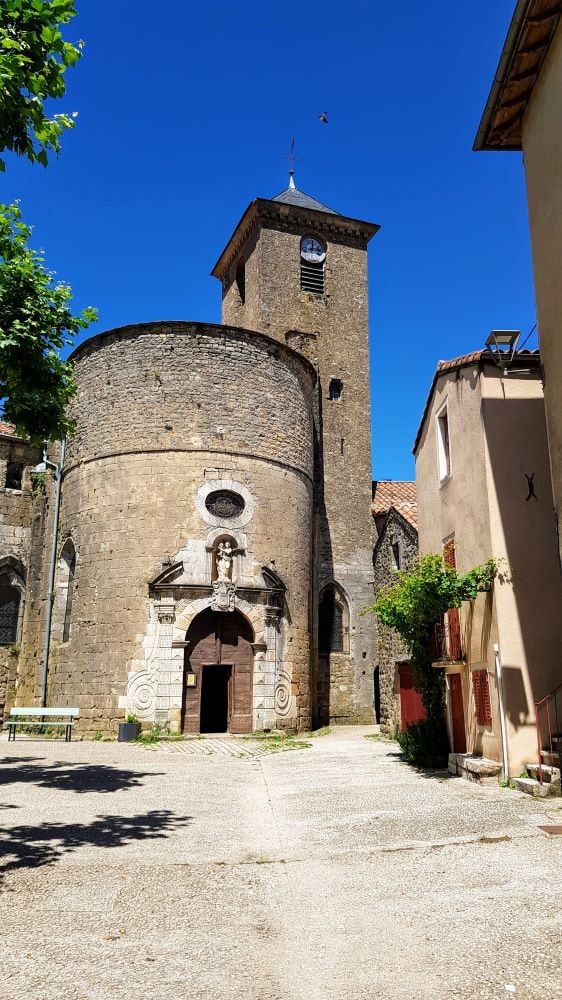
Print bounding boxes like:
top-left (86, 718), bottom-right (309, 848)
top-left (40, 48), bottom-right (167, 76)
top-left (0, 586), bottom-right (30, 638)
top-left (0, 2), bottom-right (95, 442)
top-left (364, 554), bottom-right (496, 764)
top-left (0, 0), bottom-right (83, 170)
top-left (0, 202), bottom-right (96, 443)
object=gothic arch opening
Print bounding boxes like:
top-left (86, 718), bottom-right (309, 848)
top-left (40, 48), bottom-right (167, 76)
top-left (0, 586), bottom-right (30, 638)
top-left (52, 538), bottom-right (76, 643)
top-left (317, 583), bottom-right (350, 725)
top-left (319, 583), bottom-right (349, 656)
top-left (182, 608), bottom-right (254, 735)
top-left (0, 558), bottom-right (25, 646)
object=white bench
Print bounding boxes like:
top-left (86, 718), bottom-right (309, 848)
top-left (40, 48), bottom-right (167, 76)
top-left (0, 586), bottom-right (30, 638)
top-left (6, 707), bottom-right (80, 742)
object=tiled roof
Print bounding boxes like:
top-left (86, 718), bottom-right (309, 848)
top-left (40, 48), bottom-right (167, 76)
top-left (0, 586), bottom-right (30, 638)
top-left (413, 348), bottom-right (541, 454)
top-left (436, 350), bottom-right (486, 374)
top-left (372, 480), bottom-right (418, 530)
top-left (0, 421), bottom-right (16, 437)
top-left (272, 184), bottom-right (338, 215)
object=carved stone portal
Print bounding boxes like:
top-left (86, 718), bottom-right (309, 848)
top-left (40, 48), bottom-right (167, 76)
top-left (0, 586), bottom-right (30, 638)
top-left (211, 578), bottom-right (236, 612)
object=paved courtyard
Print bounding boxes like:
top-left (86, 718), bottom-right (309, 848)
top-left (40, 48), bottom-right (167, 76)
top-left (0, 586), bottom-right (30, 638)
top-left (0, 727), bottom-right (561, 1000)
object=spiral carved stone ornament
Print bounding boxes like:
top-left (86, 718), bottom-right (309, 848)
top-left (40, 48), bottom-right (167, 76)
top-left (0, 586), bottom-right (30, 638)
top-left (274, 670), bottom-right (293, 717)
top-left (127, 671), bottom-right (157, 720)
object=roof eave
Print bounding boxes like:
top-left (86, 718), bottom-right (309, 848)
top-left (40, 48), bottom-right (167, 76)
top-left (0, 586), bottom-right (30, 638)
top-left (473, 0), bottom-right (562, 152)
top-left (412, 352), bottom-right (542, 455)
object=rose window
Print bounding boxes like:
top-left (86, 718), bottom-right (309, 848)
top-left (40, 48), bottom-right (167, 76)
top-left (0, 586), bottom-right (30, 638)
top-left (205, 490), bottom-right (245, 518)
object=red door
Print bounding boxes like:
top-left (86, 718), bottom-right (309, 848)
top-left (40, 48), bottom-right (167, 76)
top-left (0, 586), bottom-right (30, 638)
top-left (398, 665), bottom-right (426, 731)
top-left (449, 672), bottom-right (466, 753)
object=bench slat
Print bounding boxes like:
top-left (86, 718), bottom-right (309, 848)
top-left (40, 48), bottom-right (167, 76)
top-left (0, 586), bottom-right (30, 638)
top-left (5, 721), bottom-right (69, 727)
top-left (9, 707), bottom-right (79, 718)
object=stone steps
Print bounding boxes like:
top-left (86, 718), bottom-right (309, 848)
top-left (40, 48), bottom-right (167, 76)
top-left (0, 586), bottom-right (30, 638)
top-left (448, 753), bottom-right (502, 784)
top-left (513, 764), bottom-right (561, 798)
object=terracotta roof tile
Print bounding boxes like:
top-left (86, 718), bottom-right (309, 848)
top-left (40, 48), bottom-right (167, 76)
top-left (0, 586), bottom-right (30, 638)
top-left (372, 480), bottom-right (418, 529)
top-left (436, 350), bottom-right (486, 374)
top-left (0, 422), bottom-right (16, 437)
top-left (413, 348), bottom-right (541, 454)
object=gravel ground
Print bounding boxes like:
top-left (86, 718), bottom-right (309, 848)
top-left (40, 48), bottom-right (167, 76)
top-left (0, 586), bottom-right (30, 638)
top-left (0, 727), bottom-right (561, 1000)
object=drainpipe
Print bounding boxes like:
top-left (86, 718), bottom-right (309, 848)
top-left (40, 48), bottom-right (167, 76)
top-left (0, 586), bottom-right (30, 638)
top-left (40, 439), bottom-right (65, 707)
top-left (493, 642), bottom-right (510, 782)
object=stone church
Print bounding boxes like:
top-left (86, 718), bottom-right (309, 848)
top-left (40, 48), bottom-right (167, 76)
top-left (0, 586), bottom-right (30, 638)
top-left (0, 177), bottom-right (380, 735)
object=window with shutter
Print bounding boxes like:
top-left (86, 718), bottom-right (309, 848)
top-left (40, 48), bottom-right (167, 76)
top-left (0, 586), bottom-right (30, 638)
top-left (472, 669), bottom-right (492, 727)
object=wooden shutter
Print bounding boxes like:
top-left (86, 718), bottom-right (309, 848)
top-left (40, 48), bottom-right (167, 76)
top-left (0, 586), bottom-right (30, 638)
top-left (472, 670), bottom-right (492, 727)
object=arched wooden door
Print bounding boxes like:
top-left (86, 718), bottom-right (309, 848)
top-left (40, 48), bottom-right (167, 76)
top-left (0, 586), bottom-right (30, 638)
top-left (182, 609), bottom-right (254, 735)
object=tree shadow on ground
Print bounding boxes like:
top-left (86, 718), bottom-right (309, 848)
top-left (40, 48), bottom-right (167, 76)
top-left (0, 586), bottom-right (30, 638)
top-left (383, 749), bottom-right (453, 780)
top-left (0, 810), bottom-right (191, 881)
top-left (0, 757), bottom-right (165, 793)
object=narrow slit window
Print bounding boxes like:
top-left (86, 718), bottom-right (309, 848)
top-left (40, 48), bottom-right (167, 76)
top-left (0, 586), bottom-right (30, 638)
top-left (235, 258), bottom-right (245, 304)
top-left (63, 547), bottom-right (76, 642)
top-left (436, 405), bottom-right (451, 480)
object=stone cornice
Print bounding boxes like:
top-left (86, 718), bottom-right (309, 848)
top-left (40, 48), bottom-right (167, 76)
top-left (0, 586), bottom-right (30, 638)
top-left (211, 198), bottom-right (380, 283)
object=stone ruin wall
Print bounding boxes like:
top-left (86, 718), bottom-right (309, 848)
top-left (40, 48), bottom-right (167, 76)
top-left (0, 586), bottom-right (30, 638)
top-left (373, 510), bottom-right (418, 733)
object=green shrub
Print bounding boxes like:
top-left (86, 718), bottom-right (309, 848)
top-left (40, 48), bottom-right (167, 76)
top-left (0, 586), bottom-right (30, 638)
top-left (396, 719), bottom-right (449, 767)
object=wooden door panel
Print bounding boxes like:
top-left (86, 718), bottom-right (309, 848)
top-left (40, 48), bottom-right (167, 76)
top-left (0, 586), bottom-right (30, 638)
top-left (398, 665), bottom-right (426, 731)
top-left (182, 609), bottom-right (254, 734)
top-left (449, 673), bottom-right (467, 753)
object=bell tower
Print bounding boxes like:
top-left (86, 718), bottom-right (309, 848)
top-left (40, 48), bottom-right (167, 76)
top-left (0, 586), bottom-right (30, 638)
top-left (212, 176), bottom-right (380, 724)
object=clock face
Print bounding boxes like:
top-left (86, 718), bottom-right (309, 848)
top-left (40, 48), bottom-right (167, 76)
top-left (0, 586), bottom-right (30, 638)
top-left (300, 236), bottom-right (326, 263)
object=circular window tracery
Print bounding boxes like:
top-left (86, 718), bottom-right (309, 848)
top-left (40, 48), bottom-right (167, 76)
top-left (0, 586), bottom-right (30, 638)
top-left (205, 490), bottom-right (245, 519)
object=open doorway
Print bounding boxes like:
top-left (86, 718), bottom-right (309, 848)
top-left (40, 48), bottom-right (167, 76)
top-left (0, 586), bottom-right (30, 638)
top-left (200, 664), bottom-right (232, 733)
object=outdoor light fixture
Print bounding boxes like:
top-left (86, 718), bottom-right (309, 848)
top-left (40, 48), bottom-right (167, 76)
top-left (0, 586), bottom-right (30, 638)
top-left (485, 330), bottom-right (521, 371)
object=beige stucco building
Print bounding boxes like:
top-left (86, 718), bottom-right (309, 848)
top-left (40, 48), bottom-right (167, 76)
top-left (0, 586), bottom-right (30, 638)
top-left (414, 348), bottom-right (562, 776)
top-left (475, 1), bottom-right (562, 569)
top-left (0, 178), bottom-right (379, 735)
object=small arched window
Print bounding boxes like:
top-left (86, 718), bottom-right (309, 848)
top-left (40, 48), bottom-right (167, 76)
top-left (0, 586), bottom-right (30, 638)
top-left (5, 463), bottom-right (23, 490)
top-left (329, 379), bottom-right (343, 401)
top-left (319, 584), bottom-right (349, 654)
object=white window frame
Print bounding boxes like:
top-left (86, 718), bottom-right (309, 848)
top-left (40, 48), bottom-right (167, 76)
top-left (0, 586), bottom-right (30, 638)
top-left (435, 400), bottom-right (452, 483)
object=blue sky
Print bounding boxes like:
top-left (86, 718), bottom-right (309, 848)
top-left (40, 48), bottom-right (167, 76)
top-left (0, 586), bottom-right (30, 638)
top-left (2, 1), bottom-right (536, 479)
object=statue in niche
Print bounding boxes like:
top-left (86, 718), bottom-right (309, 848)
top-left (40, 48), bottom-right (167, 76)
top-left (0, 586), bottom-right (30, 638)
top-left (216, 540), bottom-right (234, 581)
top-left (212, 540), bottom-right (236, 613)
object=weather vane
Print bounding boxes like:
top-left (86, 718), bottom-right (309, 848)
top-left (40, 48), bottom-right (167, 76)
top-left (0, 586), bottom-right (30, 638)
top-left (286, 137), bottom-right (296, 187)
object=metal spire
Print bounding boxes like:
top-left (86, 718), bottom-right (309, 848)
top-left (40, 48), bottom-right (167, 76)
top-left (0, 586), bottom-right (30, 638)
top-left (288, 137), bottom-right (296, 188)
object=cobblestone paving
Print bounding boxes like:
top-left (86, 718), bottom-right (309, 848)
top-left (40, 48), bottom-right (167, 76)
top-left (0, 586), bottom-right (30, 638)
top-left (0, 727), bottom-right (561, 1000)
top-left (136, 736), bottom-right (293, 757)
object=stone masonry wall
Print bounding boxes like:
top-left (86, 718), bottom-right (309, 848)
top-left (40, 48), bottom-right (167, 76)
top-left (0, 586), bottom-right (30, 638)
top-left (373, 510), bottom-right (418, 732)
top-left (0, 434), bottom-right (43, 719)
top-left (221, 210), bottom-right (377, 724)
top-left (22, 323), bottom-right (316, 735)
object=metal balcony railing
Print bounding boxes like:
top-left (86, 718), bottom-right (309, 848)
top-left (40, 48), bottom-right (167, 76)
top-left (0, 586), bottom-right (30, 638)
top-left (430, 618), bottom-right (464, 663)
top-left (535, 680), bottom-right (561, 784)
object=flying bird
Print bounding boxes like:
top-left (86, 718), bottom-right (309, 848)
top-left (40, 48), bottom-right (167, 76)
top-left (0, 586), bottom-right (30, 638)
top-left (318, 111), bottom-right (328, 124)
